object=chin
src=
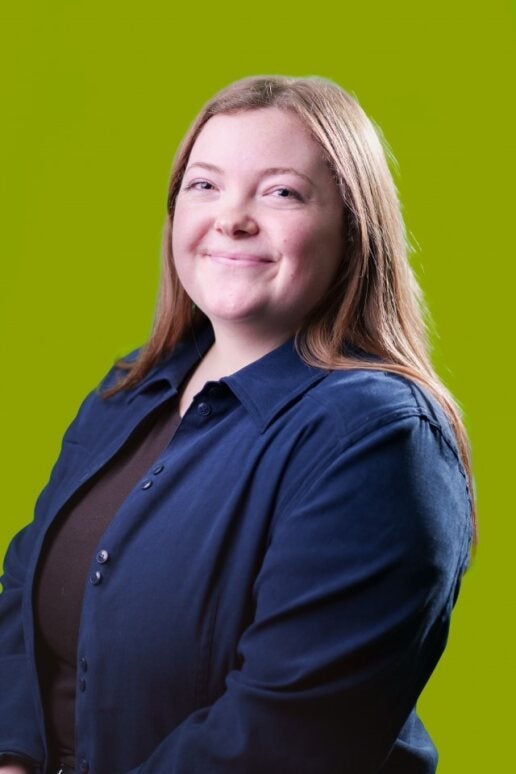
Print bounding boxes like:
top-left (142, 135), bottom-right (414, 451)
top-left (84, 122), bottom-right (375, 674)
top-left (197, 297), bottom-right (266, 323)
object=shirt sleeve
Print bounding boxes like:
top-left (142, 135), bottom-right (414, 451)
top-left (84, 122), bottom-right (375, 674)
top-left (0, 386), bottom-right (99, 768)
top-left (126, 412), bottom-right (473, 774)
top-left (0, 504), bottom-right (51, 766)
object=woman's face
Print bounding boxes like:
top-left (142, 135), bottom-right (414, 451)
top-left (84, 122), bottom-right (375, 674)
top-left (172, 107), bottom-right (345, 341)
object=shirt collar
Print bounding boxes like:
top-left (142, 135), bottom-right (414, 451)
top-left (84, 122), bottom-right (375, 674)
top-left (222, 338), bottom-right (329, 431)
top-left (126, 322), bottom-right (330, 431)
top-left (125, 323), bottom-right (214, 404)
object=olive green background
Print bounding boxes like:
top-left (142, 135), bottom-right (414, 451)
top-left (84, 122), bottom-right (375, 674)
top-left (0, 1), bottom-right (513, 770)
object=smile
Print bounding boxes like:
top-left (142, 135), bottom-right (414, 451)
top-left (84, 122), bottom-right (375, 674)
top-left (205, 251), bottom-right (274, 267)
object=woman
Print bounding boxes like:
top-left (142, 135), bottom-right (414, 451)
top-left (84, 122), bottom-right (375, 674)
top-left (0, 75), bottom-right (475, 774)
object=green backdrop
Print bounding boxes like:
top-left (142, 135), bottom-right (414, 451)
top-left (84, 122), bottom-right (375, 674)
top-left (1, 1), bottom-right (513, 769)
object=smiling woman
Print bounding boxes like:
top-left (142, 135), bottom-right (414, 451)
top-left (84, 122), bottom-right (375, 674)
top-left (0, 75), bottom-right (475, 774)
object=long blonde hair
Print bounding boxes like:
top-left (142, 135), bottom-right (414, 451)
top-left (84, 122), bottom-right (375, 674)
top-left (103, 75), bottom-right (477, 538)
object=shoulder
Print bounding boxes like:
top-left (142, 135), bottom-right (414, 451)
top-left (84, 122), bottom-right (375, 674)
top-left (295, 366), bottom-right (473, 544)
top-left (94, 345), bottom-right (143, 393)
top-left (303, 366), bottom-right (461, 464)
top-left (276, 366), bottom-right (473, 578)
top-left (57, 346), bottom-right (145, 445)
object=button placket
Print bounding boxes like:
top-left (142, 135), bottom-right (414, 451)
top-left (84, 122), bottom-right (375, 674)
top-left (208, 384), bottom-right (224, 398)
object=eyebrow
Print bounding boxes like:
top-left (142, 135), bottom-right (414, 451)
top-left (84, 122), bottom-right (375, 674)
top-left (185, 161), bottom-right (316, 188)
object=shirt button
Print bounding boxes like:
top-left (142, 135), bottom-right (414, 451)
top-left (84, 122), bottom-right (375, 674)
top-left (96, 549), bottom-right (109, 564)
top-left (80, 657), bottom-right (88, 672)
top-left (197, 401), bottom-right (212, 417)
top-left (79, 677), bottom-right (87, 692)
top-left (152, 463), bottom-right (165, 475)
top-left (79, 759), bottom-right (89, 773)
top-left (90, 571), bottom-right (103, 585)
top-left (141, 479), bottom-right (153, 490)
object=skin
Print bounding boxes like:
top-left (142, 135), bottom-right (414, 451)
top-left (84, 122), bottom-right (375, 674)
top-left (172, 107), bottom-right (345, 413)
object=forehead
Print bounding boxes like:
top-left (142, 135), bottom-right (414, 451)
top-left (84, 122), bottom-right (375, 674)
top-left (188, 108), bottom-right (329, 174)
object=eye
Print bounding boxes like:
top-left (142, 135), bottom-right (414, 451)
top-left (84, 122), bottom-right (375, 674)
top-left (183, 179), bottom-right (215, 192)
top-left (270, 186), bottom-right (303, 201)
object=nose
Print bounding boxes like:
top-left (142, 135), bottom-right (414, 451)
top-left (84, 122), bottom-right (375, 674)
top-left (214, 200), bottom-right (259, 238)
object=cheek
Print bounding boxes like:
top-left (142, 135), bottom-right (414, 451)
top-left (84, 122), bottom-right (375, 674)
top-left (278, 226), bottom-right (343, 309)
top-left (281, 220), bottom-right (341, 276)
top-left (283, 213), bottom-right (337, 251)
top-left (277, 230), bottom-right (314, 273)
top-left (172, 207), bottom-right (206, 253)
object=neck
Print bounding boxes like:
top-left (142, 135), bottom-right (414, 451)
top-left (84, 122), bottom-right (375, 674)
top-left (205, 321), bottom-right (294, 377)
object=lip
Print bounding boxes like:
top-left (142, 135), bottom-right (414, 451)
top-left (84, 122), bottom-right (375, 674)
top-left (205, 251), bottom-right (274, 266)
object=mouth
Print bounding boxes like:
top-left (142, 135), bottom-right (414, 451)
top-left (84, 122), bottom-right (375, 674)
top-left (204, 250), bottom-right (274, 267)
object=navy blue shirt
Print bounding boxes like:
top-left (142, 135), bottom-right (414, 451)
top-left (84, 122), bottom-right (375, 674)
top-left (0, 324), bottom-right (473, 774)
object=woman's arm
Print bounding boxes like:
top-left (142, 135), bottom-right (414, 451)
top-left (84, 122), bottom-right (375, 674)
top-left (0, 382), bottom-right (104, 768)
top-left (0, 514), bottom-right (46, 767)
top-left (125, 413), bottom-right (472, 773)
